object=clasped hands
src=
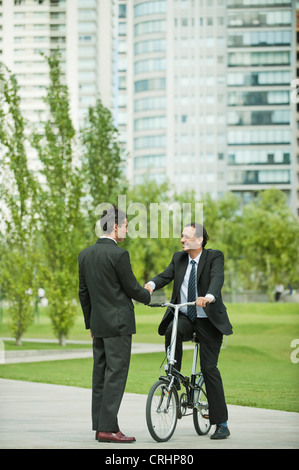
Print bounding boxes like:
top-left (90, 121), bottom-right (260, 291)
top-left (144, 283), bottom-right (154, 295)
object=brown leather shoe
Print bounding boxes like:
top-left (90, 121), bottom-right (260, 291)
top-left (96, 431), bottom-right (136, 443)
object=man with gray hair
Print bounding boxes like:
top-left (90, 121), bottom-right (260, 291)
top-left (146, 223), bottom-right (233, 440)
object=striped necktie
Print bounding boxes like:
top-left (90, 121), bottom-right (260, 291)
top-left (187, 260), bottom-right (197, 322)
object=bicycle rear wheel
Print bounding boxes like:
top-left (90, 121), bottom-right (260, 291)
top-left (193, 377), bottom-right (211, 435)
top-left (146, 379), bottom-right (179, 442)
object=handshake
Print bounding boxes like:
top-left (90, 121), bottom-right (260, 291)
top-left (144, 283), bottom-right (154, 295)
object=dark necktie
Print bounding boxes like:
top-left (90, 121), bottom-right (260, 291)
top-left (187, 260), bottom-right (197, 322)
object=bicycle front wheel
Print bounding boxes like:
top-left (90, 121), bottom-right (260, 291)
top-left (193, 377), bottom-right (211, 435)
top-left (146, 379), bottom-right (179, 442)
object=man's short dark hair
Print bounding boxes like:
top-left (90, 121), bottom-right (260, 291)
top-left (185, 222), bottom-right (209, 247)
top-left (100, 205), bottom-right (126, 234)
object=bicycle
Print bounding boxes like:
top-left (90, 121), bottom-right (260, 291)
top-left (146, 301), bottom-right (211, 442)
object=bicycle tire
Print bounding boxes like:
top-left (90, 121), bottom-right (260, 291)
top-left (193, 377), bottom-right (211, 435)
top-left (146, 379), bottom-right (179, 442)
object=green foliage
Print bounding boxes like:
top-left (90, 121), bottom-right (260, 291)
top-left (80, 97), bottom-right (127, 243)
top-left (0, 63), bottom-right (38, 345)
top-left (31, 51), bottom-right (82, 345)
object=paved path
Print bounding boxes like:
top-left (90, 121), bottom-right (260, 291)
top-left (1, 341), bottom-right (178, 364)
top-left (0, 378), bottom-right (298, 449)
top-left (1, 339), bottom-right (299, 450)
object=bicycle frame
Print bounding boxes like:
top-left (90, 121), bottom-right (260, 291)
top-left (150, 301), bottom-right (197, 393)
top-left (147, 301), bottom-right (211, 441)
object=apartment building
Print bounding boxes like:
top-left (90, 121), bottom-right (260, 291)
top-left (226, 0), bottom-right (297, 211)
top-left (0, 0), bottom-right (115, 132)
top-left (116, 0), bottom-right (297, 213)
top-left (0, 0), bottom-right (297, 214)
top-left (117, 0), bottom-right (228, 200)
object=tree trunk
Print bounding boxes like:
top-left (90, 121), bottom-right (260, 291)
top-left (59, 333), bottom-right (66, 347)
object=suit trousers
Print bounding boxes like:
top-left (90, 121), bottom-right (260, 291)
top-left (165, 314), bottom-right (228, 425)
top-left (92, 335), bottom-right (132, 432)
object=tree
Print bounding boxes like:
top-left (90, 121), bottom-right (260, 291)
top-left (0, 64), bottom-right (38, 345)
top-left (31, 52), bottom-right (82, 345)
top-left (80, 98), bottom-right (127, 243)
top-left (240, 189), bottom-right (299, 299)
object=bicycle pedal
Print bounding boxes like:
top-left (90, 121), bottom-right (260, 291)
top-left (203, 414), bottom-right (209, 419)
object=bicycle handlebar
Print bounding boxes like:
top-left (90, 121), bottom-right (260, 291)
top-left (148, 300), bottom-right (210, 308)
top-left (149, 301), bottom-right (196, 308)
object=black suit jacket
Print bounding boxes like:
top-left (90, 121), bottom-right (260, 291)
top-left (151, 248), bottom-right (233, 336)
top-left (78, 238), bottom-right (151, 338)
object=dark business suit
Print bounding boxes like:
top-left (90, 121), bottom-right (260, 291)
top-left (151, 248), bottom-right (233, 425)
top-left (78, 237), bottom-right (151, 432)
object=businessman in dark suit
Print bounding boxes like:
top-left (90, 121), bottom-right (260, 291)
top-left (146, 223), bottom-right (233, 440)
top-left (78, 206), bottom-right (151, 443)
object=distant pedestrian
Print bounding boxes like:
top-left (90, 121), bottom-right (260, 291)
top-left (275, 283), bottom-right (284, 302)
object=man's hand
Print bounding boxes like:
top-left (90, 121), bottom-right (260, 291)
top-left (196, 296), bottom-right (210, 307)
top-left (90, 330), bottom-right (93, 339)
top-left (144, 283), bottom-right (153, 295)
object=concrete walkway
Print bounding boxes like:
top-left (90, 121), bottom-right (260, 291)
top-left (0, 378), bottom-right (298, 449)
top-left (1, 339), bottom-right (193, 364)
top-left (0, 339), bottom-right (299, 450)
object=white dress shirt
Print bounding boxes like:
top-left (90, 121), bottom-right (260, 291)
top-left (148, 251), bottom-right (215, 318)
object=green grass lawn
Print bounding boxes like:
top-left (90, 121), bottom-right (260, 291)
top-left (0, 302), bottom-right (299, 413)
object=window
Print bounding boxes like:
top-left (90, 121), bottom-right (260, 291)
top-left (135, 38), bottom-right (166, 54)
top-left (119, 4), bottom-right (126, 18)
top-left (134, 115), bottom-right (166, 131)
top-left (228, 30), bottom-right (291, 47)
top-left (228, 10), bottom-right (292, 28)
top-left (134, 19), bottom-right (166, 36)
top-left (134, 1), bottom-right (167, 17)
top-left (227, 70), bottom-right (291, 87)
top-left (228, 109), bottom-right (290, 126)
top-left (134, 77), bottom-right (166, 92)
top-left (228, 170), bottom-right (290, 185)
top-left (228, 129), bottom-right (290, 145)
top-left (134, 135), bottom-right (166, 150)
top-left (134, 154), bottom-right (166, 169)
top-left (228, 51), bottom-right (291, 67)
top-left (228, 90), bottom-right (290, 106)
top-left (134, 96), bottom-right (166, 112)
top-left (228, 149), bottom-right (290, 166)
top-left (134, 57), bottom-right (166, 74)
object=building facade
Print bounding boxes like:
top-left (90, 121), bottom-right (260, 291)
top-left (116, 0), bottom-right (297, 213)
top-left (226, 0), bottom-right (297, 211)
top-left (0, 0), bottom-right (297, 214)
top-left (0, 0), bottom-right (115, 132)
top-left (117, 0), bottom-right (228, 200)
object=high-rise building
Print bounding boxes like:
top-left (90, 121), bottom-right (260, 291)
top-left (1, 0), bottom-right (297, 215)
top-left (226, 0), bottom-right (297, 211)
top-left (0, 0), bottom-right (115, 132)
top-left (117, 0), bottom-right (227, 200)
top-left (116, 0), bottom-right (297, 214)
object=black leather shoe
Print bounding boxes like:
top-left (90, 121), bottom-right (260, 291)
top-left (210, 424), bottom-right (230, 440)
